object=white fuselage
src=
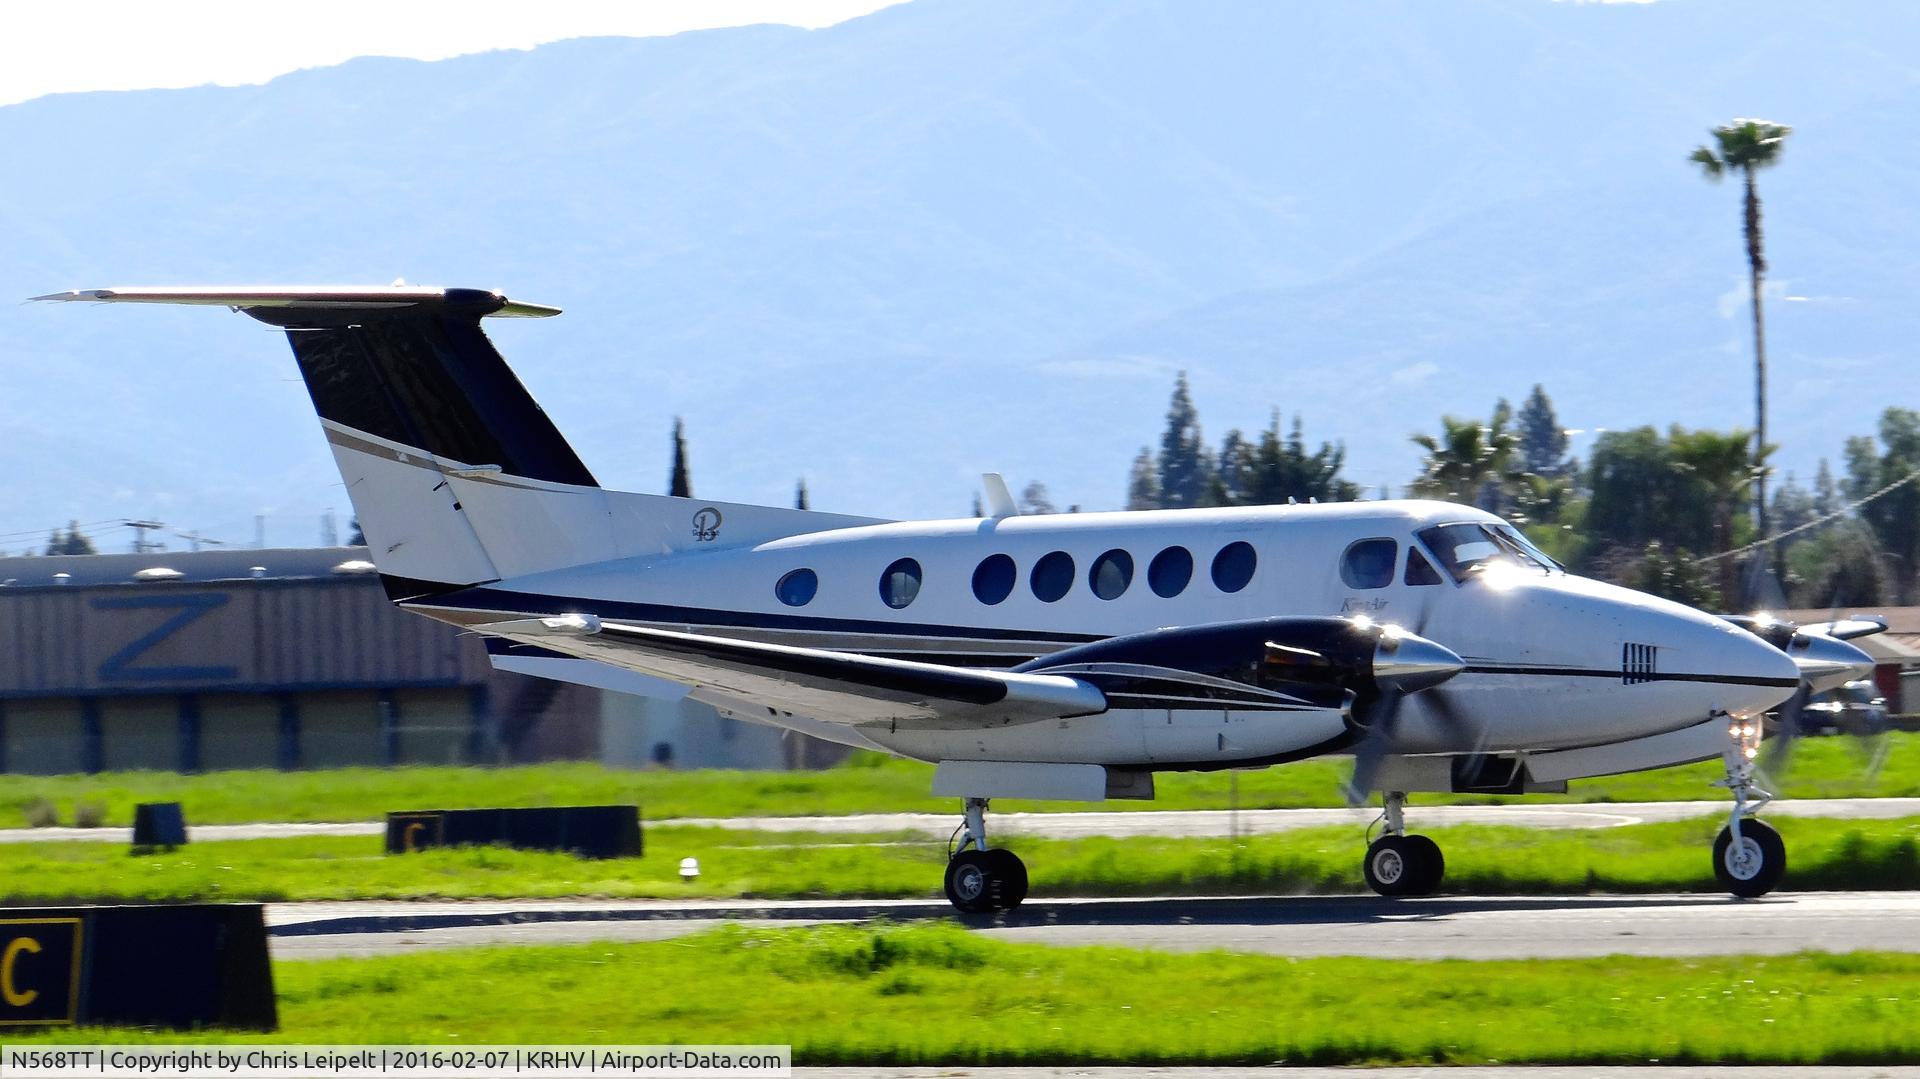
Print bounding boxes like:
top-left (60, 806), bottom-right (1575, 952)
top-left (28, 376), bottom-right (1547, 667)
top-left (413, 499), bottom-right (1801, 771)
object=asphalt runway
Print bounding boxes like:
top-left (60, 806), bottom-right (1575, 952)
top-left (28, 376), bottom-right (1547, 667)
top-left (265, 890), bottom-right (1920, 961)
top-left (8, 796), bottom-right (1918, 844)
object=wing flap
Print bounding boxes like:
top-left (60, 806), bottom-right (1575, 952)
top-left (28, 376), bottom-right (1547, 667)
top-left (475, 615), bottom-right (1107, 727)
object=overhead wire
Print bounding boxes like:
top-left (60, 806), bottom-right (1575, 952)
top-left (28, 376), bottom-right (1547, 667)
top-left (1692, 466), bottom-right (1920, 565)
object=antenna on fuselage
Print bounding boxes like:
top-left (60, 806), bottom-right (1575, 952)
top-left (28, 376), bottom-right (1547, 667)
top-left (981, 474), bottom-right (1020, 518)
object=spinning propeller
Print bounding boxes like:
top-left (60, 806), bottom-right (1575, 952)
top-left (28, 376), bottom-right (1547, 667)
top-left (1720, 611), bottom-right (1885, 781)
top-left (1332, 611), bottom-right (1475, 805)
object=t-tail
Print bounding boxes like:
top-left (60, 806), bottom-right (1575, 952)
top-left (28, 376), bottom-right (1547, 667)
top-left (34, 286), bottom-right (880, 597)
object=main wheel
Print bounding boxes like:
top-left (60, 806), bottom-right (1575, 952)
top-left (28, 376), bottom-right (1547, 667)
top-left (1399, 834), bottom-right (1445, 896)
top-left (985, 848), bottom-right (1029, 910)
top-left (1714, 819), bottom-right (1786, 898)
top-left (945, 850), bottom-right (995, 912)
top-left (1364, 835), bottom-right (1422, 897)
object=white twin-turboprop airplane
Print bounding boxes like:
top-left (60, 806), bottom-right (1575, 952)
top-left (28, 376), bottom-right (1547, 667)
top-left (39, 285), bottom-right (1884, 911)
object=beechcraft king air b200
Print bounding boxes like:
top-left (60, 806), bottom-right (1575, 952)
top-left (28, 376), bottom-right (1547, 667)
top-left (38, 284), bottom-right (1887, 911)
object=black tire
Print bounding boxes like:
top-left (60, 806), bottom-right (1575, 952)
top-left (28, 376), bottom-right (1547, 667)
top-left (1363, 835), bottom-right (1416, 897)
top-left (944, 850), bottom-right (1001, 913)
top-left (1714, 819), bottom-right (1786, 898)
top-left (1400, 834), bottom-right (1445, 896)
top-left (985, 848), bottom-right (1029, 910)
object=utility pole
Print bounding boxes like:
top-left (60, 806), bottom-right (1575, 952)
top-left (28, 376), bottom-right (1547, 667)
top-left (174, 530), bottom-right (225, 552)
top-left (125, 519), bottom-right (165, 554)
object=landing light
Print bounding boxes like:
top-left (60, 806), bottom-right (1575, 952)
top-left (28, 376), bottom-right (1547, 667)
top-left (679, 857), bottom-right (701, 881)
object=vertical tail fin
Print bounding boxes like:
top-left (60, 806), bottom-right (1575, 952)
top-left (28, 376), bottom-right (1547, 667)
top-left (274, 295), bottom-right (596, 490)
top-left (37, 286), bottom-right (884, 595)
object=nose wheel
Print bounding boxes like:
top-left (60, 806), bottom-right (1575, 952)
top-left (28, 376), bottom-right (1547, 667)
top-left (1712, 712), bottom-right (1786, 898)
top-left (1361, 792), bottom-right (1445, 897)
top-left (943, 797), bottom-right (1029, 914)
top-left (1714, 818), bottom-right (1785, 898)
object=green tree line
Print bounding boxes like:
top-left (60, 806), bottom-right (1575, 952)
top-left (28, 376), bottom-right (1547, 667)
top-left (1124, 374), bottom-right (1919, 613)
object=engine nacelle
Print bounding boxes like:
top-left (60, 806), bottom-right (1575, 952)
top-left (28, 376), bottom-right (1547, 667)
top-left (1015, 615), bottom-right (1463, 698)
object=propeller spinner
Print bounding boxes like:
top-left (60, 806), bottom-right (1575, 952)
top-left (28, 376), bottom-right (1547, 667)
top-left (1344, 620), bottom-right (1471, 805)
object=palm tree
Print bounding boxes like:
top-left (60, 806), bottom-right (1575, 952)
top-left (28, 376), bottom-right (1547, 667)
top-left (1691, 119), bottom-right (1791, 571)
top-left (1669, 427), bottom-right (1769, 604)
top-left (1410, 415), bottom-right (1518, 511)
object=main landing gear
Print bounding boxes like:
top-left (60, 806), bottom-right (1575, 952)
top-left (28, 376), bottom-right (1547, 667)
top-left (944, 797), bottom-right (1029, 914)
top-left (1362, 791), bottom-right (1445, 897)
top-left (1712, 712), bottom-right (1786, 898)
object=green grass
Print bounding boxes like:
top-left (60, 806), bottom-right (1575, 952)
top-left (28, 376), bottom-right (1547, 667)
top-left (5, 816), bottom-right (1920, 905)
top-left (11, 924), bottom-right (1920, 1064)
top-left (5, 732), bottom-right (1916, 828)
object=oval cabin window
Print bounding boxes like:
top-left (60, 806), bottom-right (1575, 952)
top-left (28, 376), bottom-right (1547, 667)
top-left (775, 568), bottom-right (818, 607)
top-left (1340, 538), bottom-right (1398, 590)
top-left (972, 554), bottom-right (1017, 605)
top-left (1030, 550), bottom-right (1075, 603)
top-left (1148, 545), bottom-right (1193, 598)
top-left (879, 558), bottom-right (923, 609)
top-left (1089, 549), bottom-right (1134, 600)
top-left (1211, 541), bottom-right (1258, 593)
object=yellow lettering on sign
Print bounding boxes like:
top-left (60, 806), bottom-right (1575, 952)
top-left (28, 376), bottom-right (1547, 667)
top-left (1, 937), bottom-right (41, 1008)
top-left (404, 821), bottom-right (427, 851)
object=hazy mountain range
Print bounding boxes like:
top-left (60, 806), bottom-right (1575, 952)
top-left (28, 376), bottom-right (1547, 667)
top-left (3, 0), bottom-right (1916, 550)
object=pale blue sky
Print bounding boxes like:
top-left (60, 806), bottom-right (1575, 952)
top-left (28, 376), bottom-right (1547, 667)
top-left (0, 1), bottom-right (904, 106)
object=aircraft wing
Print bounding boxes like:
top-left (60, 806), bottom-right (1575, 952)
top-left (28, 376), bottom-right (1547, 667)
top-left (473, 615), bottom-right (1107, 728)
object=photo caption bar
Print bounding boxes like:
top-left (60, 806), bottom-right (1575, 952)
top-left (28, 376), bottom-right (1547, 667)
top-left (1, 1045), bottom-right (790, 1078)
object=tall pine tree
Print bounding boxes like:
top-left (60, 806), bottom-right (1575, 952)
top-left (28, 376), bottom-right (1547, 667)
top-left (1156, 373), bottom-right (1211, 509)
top-left (1020, 482), bottom-right (1057, 515)
top-left (1214, 431), bottom-right (1255, 506)
top-left (1517, 384), bottom-right (1569, 477)
top-left (668, 418), bottom-right (692, 498)
top-left (1125, 448), bottom-right (1161, 510)
top-left (45, 521), bottom-right (96, 556)
top-left (1247, 414), bottom-right (1360, 505)
top-left (1813, 458), bottom-right (1840, 517)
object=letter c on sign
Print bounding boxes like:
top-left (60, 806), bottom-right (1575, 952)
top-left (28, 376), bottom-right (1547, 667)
top-left (2, 936), bottom-right (40, 1007)
top-left (404, 821), bottom-right (426, 852)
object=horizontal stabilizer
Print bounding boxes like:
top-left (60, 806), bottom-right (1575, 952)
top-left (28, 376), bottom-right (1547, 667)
top-left (1802, 616), bottom-right (1888, 641)
top-left (32, 285), bottom-right (559, 324)
top-left (474, 615), bottom-right (1108, 728)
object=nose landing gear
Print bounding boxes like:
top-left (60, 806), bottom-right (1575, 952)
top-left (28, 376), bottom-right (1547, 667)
top-left (943, 797), bottom-right (1029, 914)
top-left (1362, 791), bottom-right (1445, 897)
top-left (1712, 712), bottom-right (1786, 898)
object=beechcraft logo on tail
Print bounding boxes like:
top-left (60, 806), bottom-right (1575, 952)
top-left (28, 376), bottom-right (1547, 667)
top-left (692, 507), bottom-right (723, 542)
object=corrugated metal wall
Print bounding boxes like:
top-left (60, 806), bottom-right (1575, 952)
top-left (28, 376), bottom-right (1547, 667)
top-left (0, 578), bottom-right (489, 698)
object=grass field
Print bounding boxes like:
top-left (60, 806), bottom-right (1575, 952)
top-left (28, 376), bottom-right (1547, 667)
top-left (5, 732), bottom-right (1914, 828)
top-left (11, 924), bottom-right (1920, 1064)
top-left (5, 815), bottom-right (1919, 904)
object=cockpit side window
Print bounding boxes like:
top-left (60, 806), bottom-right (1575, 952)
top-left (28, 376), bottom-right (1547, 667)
top-left (1416, 522), bottom-right (1556, 581)
top-left (1340, 538), bottom-right (1398, 590)
top-left (1405, 547), bottom-right (1443, 586)
top-left (1492, 523), bottom-right (1564, 571)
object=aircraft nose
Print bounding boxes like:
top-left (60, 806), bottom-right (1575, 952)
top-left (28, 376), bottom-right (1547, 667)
top-left (1702, 619), bottom-right (1805, 714)
top-left (1790, 633), bottom-right (1877, 694)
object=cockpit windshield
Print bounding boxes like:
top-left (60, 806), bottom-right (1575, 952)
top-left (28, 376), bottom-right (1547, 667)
top-left (1415, 522), bottom-right (1560, 581)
